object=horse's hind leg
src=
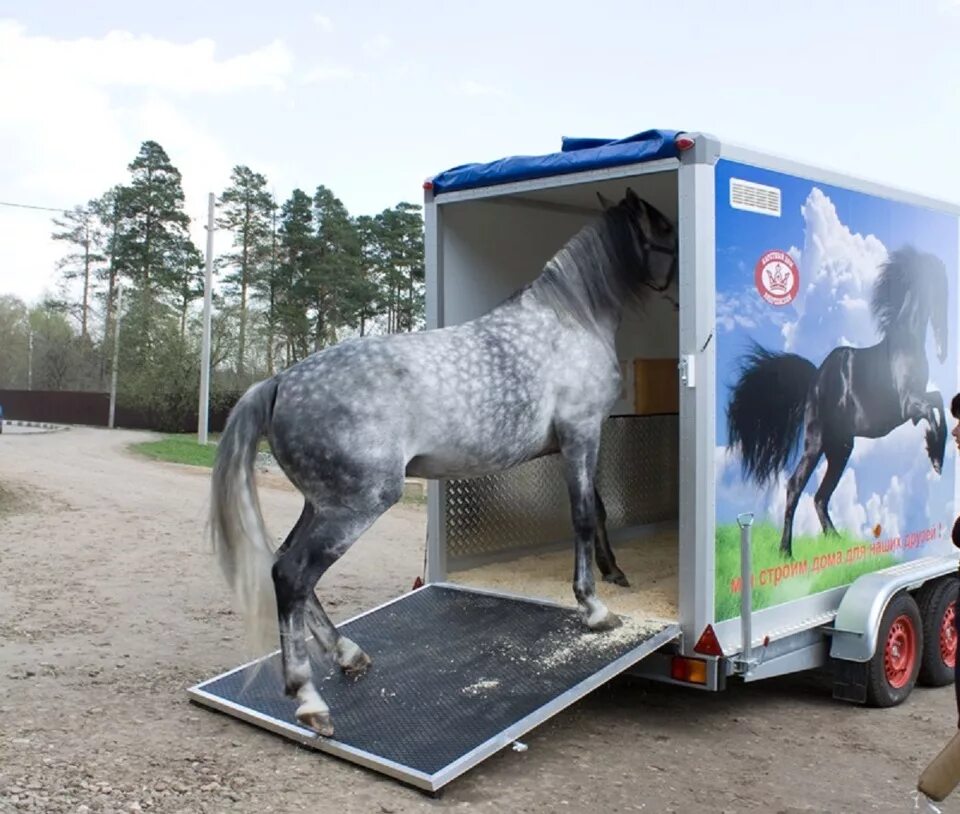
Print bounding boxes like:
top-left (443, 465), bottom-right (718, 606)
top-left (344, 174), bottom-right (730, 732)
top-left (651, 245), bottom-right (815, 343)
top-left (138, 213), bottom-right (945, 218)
top-left (593, 488), bottom-right (629, 587)
top-left (814, 438), bottom-right (853, 536)
top-left (272, 477), bottom-right (402, 736)
top-left (305, 596), bottom-right (371, 676)
top-left (780, 419), bottom-right (823, 557)
top-left (274, 505), bottom-right (367, 672)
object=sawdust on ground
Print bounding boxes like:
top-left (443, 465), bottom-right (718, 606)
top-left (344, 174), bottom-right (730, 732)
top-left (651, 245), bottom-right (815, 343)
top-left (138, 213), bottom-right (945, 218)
top-left (448, 527), bottom-right (679, 621)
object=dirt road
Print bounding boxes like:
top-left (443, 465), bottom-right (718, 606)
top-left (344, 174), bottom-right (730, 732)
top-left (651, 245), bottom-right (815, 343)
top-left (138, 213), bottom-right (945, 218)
top-left (1, 427), bottom-right (958, 813)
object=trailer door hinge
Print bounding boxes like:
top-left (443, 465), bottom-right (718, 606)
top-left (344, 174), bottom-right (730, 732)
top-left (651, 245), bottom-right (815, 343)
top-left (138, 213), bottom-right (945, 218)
top-left (679, 354), bottom-right (696, 387)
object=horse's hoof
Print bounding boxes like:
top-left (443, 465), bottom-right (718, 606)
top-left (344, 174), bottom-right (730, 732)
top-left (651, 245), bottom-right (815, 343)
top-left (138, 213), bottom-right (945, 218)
top-left (296, 707), bottom-right (334, 738)
top-left (586, 607), bottom-right (623, 632)
top-left (341, 650), bottom-right (372, 678)
top-left (337, 637), bottom-right (372, 677)
top-left (603, 571), bottom-right (631, 588)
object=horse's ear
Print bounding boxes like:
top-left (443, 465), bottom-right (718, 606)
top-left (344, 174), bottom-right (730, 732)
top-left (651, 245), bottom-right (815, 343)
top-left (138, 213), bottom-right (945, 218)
top-left (624, 187), bottom-right (642, 209)
top-left (596, 192), bottom-right (616, 211)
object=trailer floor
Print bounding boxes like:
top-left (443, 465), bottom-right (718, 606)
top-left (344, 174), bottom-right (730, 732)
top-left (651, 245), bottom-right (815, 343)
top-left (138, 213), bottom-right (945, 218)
top-left (448, 525), bottom-right (678, 622)
top-left (188, 583), bottom-right (679, 792)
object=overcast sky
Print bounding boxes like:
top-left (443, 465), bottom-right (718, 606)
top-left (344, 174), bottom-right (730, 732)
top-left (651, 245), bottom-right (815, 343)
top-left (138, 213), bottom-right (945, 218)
top-left (1, 0), bottom-right (958, 304)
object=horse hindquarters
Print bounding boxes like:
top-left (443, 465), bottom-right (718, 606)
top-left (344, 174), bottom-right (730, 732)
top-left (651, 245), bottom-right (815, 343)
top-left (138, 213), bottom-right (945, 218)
top-left (270, 468), bottom-right (405, 736)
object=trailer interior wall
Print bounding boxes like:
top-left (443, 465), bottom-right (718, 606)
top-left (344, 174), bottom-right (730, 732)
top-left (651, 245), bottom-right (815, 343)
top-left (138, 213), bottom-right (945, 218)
top-left (433, 167), bottom-right (683, 623)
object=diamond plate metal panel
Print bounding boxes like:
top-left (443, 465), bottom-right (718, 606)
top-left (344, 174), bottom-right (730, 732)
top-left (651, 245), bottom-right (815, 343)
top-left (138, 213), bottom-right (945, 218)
top-left (445, 415), bottom-right (678, 562)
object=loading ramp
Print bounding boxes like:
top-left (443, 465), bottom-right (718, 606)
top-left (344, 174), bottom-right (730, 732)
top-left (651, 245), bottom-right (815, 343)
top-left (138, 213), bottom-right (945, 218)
top-left (188, 583), bottom-right (679, 792)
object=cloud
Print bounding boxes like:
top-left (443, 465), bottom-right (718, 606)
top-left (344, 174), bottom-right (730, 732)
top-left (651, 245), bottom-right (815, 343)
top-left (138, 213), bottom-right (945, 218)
top-left (780, 187), bottom-right (889, 359)
top-left (362, 34), bottom-right (391, 57)
top-left (865, 476), bottom-right (905, 539)
top-left (313, 14), bottom-right (334, 32)
top-left (0, 21), bottom-right (293, 94)
top-left (0, 20), bottom-right (287, 303)
top-left (716, 287), bottom-right (782, 333)
top-left (302, 65), bottom-right (356, 83)
top-left (454, 79), bottom-right (510, 99)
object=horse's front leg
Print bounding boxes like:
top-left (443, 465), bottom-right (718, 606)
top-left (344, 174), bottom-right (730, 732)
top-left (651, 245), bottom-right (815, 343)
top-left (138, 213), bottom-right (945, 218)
top-left (560, 435), bottom-right (621, 631)
top-left (924, 390), bottom-right (947, 474)
top-left (905, 390), bottom-right (947, 473)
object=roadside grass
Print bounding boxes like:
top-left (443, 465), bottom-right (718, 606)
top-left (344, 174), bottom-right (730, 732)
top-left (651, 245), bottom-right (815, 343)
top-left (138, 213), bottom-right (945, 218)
top-left (131, 433), bottom-right (428, 505)
top-left (715, 521), bottom-right (898, 621)
top-left (131, 434), bottom-right (222, 467)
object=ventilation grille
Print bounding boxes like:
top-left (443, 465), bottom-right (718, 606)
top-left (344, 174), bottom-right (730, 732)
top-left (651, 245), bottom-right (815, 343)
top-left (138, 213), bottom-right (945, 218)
top-left (730, 178), bottom-right (781, 217)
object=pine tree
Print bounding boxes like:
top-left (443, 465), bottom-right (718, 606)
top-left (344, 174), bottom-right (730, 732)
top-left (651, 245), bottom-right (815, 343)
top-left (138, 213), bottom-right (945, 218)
top-left (90, 187), bottom-right (124, 387)
top-left (309, 185), bottom-right (361, 348)
top-left (374, 203), bottom-right (425, 332)
top-left (277, 189), bottom-right (315, 363)
top-left (354, 214), bottom-right (387, 336)
top-left (115, 140), bottom-right (194, 294)
top-left (168, 239), bottom-right (205, 339)
top-left (217, 166), bottom-right (274, 378)
top-left (51, 203), bottom-right (106, 340)
top-left (111, 140), bottom-right (200, 369)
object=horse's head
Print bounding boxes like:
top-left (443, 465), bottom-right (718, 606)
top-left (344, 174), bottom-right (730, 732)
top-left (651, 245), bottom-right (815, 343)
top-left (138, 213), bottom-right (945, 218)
top-left (597, 188), bottom-right (679, 309)
top-left (872, 246), bottom-right (949, 363)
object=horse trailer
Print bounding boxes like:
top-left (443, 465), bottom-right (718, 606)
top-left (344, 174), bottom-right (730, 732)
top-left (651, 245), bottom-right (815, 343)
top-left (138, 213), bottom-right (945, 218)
top-left (189, 129), bottom-right (960, 792)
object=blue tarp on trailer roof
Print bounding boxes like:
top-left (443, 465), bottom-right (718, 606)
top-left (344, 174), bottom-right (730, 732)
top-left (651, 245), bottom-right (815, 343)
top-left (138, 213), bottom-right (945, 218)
top-left (428, 129), bottom-right (686, 195)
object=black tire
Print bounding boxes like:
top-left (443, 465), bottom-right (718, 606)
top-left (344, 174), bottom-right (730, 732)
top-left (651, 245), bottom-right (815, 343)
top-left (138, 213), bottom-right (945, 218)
top-left (865, 591), bottom-right (923, 707)
top-left (917, 577), bottom-right (958, 687)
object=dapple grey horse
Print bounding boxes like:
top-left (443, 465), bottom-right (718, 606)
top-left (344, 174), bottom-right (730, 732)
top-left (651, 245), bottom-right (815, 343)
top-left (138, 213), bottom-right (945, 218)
top-left (209, 188), bottom-right (679, 736)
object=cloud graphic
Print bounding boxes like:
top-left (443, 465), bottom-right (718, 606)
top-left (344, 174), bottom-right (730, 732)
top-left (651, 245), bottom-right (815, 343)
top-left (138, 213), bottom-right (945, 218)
top-left (781, 187), bottom-right (889, 360)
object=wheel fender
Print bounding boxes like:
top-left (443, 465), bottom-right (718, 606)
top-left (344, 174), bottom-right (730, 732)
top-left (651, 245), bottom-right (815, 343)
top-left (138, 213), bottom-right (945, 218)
top-left (830, 556), bottom-right (957, 663)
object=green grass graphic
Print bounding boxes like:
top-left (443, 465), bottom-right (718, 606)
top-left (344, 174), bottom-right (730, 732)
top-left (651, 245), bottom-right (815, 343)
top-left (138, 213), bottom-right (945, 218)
top-left (715, 522), bottom-right (899, 622)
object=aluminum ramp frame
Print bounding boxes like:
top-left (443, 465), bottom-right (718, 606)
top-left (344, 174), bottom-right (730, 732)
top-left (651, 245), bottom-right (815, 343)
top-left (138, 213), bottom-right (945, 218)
top-left (187, 583), bottom-right (680, 792)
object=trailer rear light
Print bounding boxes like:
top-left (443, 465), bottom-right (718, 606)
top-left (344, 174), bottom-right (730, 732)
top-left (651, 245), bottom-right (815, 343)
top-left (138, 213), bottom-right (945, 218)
top-left (693, 624), bottom-right (723, 657)
top-left (423, 179), bottom-right (434, 190)
top-left (675, 135), bottom-right (695, 151)
top-left (671, 656), bottom-right (707, 685)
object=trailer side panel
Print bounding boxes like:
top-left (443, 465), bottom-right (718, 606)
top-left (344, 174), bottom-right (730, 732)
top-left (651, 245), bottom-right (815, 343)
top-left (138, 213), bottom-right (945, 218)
top-left (713, 157), bottom-right (960, 631)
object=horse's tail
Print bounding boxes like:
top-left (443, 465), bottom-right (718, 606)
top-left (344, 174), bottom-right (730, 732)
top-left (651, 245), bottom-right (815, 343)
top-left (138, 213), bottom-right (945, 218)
top-left (209, 376), bottom-right (280, 649)
top-left (726, 343), bottom-right (817, 486)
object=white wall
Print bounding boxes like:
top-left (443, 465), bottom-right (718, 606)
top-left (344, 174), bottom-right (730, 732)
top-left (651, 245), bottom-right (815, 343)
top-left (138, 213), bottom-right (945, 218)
top-left (439, 171), bottom-right (680, 416)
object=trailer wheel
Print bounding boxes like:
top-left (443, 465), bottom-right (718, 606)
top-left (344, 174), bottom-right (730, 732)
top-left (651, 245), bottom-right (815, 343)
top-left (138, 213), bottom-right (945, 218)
top-left (916, 577), bottom-right (958, 687)
top-left (865, 591), bottom-right (922, 707)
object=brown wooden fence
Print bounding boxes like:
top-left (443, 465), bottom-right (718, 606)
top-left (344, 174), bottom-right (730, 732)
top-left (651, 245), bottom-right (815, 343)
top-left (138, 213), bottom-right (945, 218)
top-left (0, 390), bottom-right (239, 433)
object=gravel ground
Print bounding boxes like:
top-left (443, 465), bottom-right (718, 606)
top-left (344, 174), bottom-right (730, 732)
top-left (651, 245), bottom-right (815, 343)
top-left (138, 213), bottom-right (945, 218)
top-left (2, 427), bottom-right (959, 813)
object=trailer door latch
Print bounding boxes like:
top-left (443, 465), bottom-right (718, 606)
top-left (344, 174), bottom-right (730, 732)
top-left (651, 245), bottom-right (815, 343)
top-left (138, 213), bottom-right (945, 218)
top-left (679, 354), bottom-right (696, 387)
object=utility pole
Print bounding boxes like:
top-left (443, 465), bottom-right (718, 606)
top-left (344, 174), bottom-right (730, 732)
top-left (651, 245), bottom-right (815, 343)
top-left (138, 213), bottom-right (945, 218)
top-left (198, 192), bottom-right (215, 445)
top-left (108, 283), bottom-right (123, 429)
top-left (27, 330), bottom-right (33, 390)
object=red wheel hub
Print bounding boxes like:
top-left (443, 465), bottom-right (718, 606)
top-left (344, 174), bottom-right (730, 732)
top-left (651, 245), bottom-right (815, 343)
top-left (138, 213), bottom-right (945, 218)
top-left (884, 614), bottom-right (917, 689)
top-left (941, 604), bottom-right (957, 668)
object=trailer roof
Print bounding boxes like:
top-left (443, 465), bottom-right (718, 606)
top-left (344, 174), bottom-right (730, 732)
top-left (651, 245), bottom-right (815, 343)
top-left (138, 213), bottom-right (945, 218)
top-left (428, 129), bottom-right (686, 194)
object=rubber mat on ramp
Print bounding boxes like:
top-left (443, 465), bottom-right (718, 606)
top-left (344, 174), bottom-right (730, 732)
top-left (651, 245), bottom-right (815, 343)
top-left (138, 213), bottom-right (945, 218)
top-left (188, 583), bottom-right (679, 791)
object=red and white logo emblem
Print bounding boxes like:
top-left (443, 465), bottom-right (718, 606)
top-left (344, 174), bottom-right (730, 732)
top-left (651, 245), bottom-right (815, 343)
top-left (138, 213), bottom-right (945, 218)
top-left (755, 250), bottom-right (799, 306)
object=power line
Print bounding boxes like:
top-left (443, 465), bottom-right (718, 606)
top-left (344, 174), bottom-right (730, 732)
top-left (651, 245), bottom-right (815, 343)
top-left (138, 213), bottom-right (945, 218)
top-left (0, 200), bottom-right (68, 213)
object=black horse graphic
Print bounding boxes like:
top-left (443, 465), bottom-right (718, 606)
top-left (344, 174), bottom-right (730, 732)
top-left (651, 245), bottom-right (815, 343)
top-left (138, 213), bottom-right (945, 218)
top-left (726, 246), bottom-right (949, 557)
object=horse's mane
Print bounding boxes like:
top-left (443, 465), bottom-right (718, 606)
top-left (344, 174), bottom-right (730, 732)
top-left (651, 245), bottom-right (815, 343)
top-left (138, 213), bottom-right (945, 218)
top-left (526, 203), bottom-right (661, 335)
top-left (870, 245), bottom-right (945, 336)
